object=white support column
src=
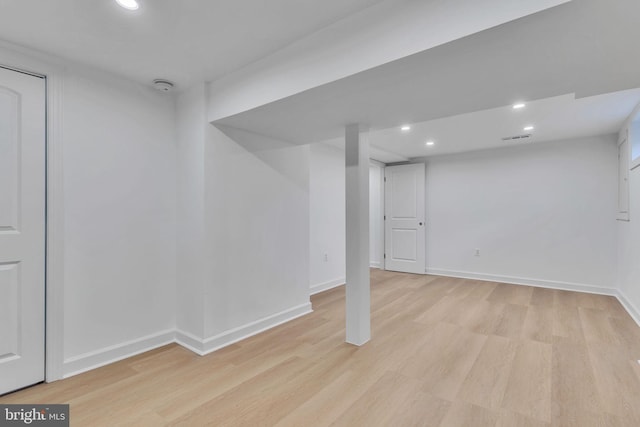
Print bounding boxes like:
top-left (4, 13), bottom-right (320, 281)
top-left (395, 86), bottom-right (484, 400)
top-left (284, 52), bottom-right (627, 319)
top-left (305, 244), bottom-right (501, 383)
top-left (345, 124), bottom-right (371, 346)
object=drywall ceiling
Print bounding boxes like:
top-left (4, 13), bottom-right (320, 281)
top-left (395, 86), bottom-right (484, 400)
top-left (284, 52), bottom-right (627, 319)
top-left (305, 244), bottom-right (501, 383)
top-left (0, 0), bottom-right (384, 88)
top-left (369, 90), bottom-right (640, 161)
top-left (318, 89), bottom-right (640, 163)
top-left (206, 0), bottom-right (569, 121)
top-left (215, 0), bottom-right (640, 148)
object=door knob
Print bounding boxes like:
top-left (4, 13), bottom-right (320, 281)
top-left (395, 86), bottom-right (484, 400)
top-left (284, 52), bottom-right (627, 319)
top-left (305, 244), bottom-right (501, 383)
top-left (419, 222), bottom-right (423, 226)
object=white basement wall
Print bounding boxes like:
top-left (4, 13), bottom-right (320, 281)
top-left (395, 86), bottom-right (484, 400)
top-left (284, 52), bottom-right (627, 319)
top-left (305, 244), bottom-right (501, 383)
top-left (308, 143), bottom-right (385, 294)
top-left (176, 85), bottom-right (311, 354)
top-left (0, 43), bottom-right (178, 377)
top-left (617, 109), bottom-right (640, 324)
top-left (309, 142), bottom-right (345, 294)
top-left (61, 67), bottom-right (177, 376)
top-left (176, 84), bottom-right (206, 339)
top-left (203, 125), bottom-right (311, 341)
top-left (423, 135), bottom-right (618, 292)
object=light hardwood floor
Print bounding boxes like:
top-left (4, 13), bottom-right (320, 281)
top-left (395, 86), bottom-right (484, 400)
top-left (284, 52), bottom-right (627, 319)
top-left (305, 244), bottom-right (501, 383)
top-left (3, 270), bottom-right (640, 426)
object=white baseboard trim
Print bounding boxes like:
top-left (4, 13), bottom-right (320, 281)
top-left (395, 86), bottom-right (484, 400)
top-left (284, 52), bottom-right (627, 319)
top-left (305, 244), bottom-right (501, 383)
top-left (425, 268), bottom-right (617, 296)
top-left (62, 303), bottom-right (313, 378)
top-left (370, 262), bottom-right (382, 269)
top-left (175, 302), bottom-right (313, 356)
top-left (310, 277), bottom-right (345, 295)
top-left (62, 329), bottom-right (175, 378)
top-left (616, 289), bottom-right (640, 328)
top-left (425, 268), bottom-right (640, 327)
top-left (174, 329), bottom-right (204, 355)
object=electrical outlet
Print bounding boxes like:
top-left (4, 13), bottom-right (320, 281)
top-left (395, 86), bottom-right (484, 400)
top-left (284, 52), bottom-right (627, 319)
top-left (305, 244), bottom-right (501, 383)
top-left (324, 253), bottom-right (328, 262)
top-left (474, 248), bottom-right (480, 257)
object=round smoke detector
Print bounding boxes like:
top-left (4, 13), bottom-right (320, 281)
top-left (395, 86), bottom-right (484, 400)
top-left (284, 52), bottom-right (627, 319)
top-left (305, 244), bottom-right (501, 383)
top-left (153, 79), bottom-right (175, 92)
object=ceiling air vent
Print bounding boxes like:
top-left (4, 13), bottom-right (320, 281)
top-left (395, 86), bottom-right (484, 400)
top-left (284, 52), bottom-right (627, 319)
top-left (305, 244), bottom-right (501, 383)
top-left (502, 134), bottom-right (532, 142)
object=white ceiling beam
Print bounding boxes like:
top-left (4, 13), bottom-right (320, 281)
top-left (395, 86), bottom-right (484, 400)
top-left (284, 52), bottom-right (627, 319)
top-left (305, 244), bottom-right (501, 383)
top-left (207, 0), bottom-right (569, 122)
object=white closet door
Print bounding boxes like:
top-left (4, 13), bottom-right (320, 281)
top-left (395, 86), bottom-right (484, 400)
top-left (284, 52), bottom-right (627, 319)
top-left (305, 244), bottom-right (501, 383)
top-left (0, 66), bottom-right (46, 395)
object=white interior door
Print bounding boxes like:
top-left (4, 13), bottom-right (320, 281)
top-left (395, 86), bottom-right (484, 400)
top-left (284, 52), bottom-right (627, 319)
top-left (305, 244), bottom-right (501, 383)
top-left (0, 67), bottom-right (46, 395)
top-left (384, 163), bottom-right (425, 274)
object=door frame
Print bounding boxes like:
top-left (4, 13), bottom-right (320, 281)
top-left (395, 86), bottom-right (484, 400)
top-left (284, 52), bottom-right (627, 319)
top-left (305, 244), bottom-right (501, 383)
top-left (617, 133), bottom-right (630, 221)
top-left (1, 41), bottom-right (65, 382)
top-left (370, 159), bottom-right (385, 270)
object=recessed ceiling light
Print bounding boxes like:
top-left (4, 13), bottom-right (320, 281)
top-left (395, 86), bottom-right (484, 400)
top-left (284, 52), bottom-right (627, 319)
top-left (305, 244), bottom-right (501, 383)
top-left (116, 0), bottom-right (139, 10)
top-left (426, 141), bottom-right (435, 146)
top-left (513, 103), bottom-right (526, 109)
top-left (400, 125), bottom-right (411, 132)
top-left (524, 126), bottom-right (534, 131)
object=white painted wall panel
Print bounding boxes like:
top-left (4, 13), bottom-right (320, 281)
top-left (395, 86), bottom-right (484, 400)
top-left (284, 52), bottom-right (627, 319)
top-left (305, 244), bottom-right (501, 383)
top-left (308, 144), bottom-right (385, 291)
top-left (310, 142), bottom-right (345, 289)
top-left (62, 68), bottom-right (177, 360)
top-left (424, 135), bottom-right (618, 289)
top-left (176, 84), bottom-right (207, 339)
top-left (203, 126), bottom-right (310, 337)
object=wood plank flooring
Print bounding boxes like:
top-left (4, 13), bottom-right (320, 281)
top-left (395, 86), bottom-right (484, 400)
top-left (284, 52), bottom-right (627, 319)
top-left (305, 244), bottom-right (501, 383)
top-left (3, 270), bottom-right (640, 426)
